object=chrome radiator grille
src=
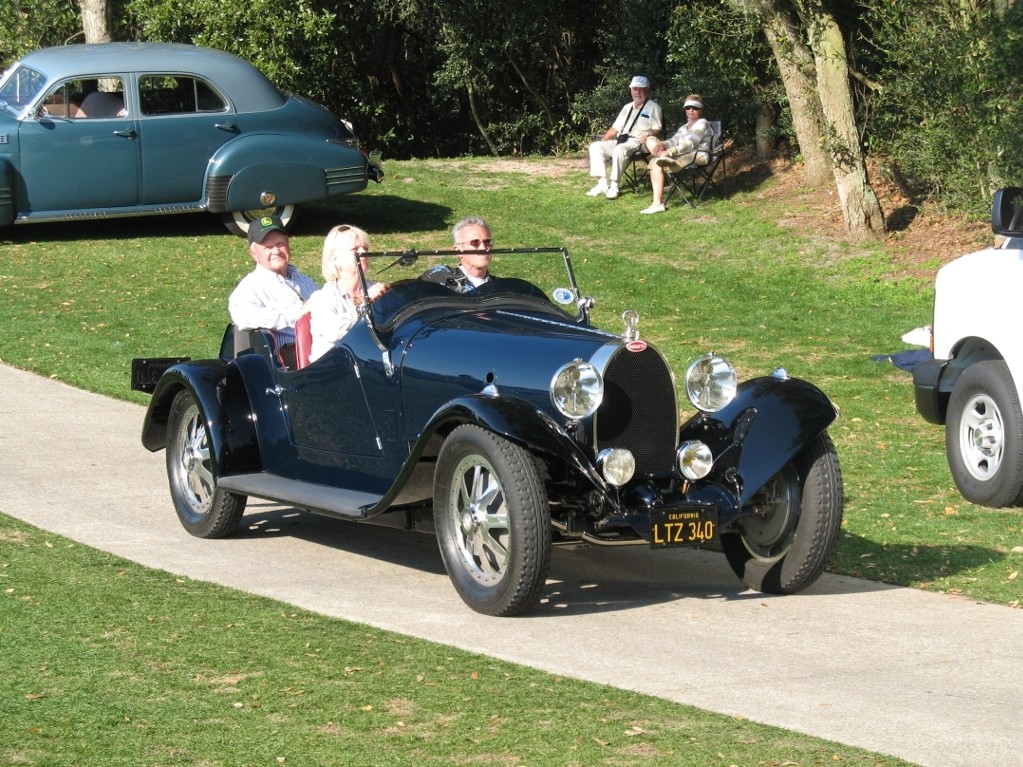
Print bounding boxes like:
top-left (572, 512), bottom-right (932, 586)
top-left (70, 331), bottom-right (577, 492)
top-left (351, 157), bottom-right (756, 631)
top-left (595, 346), bottom-right (678, 476)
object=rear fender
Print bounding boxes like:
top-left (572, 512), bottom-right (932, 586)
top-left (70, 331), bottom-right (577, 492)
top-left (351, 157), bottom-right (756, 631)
top-left (205, 134), bottom-right (368, 212)
top-left (141, 358), bottom-right (263, 477)
top-left (681, 375), bottom-right (838, 505)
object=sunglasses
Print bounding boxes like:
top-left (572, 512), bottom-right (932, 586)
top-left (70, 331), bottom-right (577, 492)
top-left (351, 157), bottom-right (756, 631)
top-left (685, 105), bottom-right (702, 110)
top-left (459, 238), bottom-right (493, 249)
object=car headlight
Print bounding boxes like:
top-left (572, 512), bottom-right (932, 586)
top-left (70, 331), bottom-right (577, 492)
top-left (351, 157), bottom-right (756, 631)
top-left (597, 448), bottom-right (635, 486)
top-left (684, 354), bottom-right (737, 412)
top-left (551, 359), bottom-right (603, 419)
top-left (677, 441), bottom-right (714, 480)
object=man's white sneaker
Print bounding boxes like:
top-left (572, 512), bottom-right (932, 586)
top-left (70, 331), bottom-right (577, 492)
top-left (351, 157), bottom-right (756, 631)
top-left (586, 179), bottom-right (608, 197)
top-left (640, 203), bottom-right (665, 214)
top-left (605, 183), bottom-right (620, 199)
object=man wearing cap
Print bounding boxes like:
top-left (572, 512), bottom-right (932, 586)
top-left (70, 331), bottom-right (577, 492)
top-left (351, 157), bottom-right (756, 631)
top-left (228, 215), bottom-right (318, 368)
top-left (586, 75), bottom-right (663, 200)
top-left (639, 93), bottom-right (713, 214)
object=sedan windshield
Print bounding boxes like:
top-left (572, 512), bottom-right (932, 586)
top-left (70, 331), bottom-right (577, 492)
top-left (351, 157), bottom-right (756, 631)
top-left (0, 64), bottom-right (46, 116)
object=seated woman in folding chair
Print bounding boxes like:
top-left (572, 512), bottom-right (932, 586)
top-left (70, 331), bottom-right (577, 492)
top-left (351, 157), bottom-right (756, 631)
top-left (639, 94), bottom-right (712, 214)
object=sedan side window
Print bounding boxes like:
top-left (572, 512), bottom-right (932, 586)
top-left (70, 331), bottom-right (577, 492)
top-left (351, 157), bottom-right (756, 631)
top-left (42, 77), bottom-right (126, 119)
top-left (139, 74), bottom-right (227, 116)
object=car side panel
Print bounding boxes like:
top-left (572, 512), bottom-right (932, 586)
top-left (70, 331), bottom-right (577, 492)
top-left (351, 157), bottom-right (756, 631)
top-left (139, 111), bottom-right (234, 204)
top-left (18, 111), bottom-right (140, 211)
top-left (928, 247), bottom-right (1023, 418)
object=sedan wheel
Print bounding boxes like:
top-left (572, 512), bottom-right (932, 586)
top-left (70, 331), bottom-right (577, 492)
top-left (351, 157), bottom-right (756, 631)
top-left (434, 425), bottom-right (551, 616)
top-left (222, 204), bottom-right (297, 237)
top-left (721, 432), bottom-right (843, 594)
top-left (946, 360), bottom-right (1023, 507)
top-left (166, 390), bottom-right (247, 538)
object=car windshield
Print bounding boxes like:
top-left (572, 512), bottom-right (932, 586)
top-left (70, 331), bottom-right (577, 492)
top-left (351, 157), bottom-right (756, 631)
top-left (0, 64), bottom-right (46, 116)
top-left (362, 248), bottom-right (591, 330)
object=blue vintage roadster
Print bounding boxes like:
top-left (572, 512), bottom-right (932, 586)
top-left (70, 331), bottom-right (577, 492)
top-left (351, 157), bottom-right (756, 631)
top-left (133, 248), bottom-right (844, 615)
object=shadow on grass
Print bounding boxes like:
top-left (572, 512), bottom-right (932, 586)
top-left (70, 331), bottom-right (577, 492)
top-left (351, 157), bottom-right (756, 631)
top-left (294, 194), bottom-right (450, 237)
top-left (1, 211), bottom-right (226, 243)
top-left (229, 502), bottom-right (914, 617)
top-left (722, 152), bottom-right (777, 196)
top-left (831, 530), bottom-right (1005, 586)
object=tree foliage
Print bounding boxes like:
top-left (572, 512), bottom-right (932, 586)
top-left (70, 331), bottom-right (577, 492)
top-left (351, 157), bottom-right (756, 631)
top-left (862, 0), bottom-right (1023, 213)
top-left (0, 0), bottom-right (82, 62)
top-left (2, 0), bottom-right (1022, 216)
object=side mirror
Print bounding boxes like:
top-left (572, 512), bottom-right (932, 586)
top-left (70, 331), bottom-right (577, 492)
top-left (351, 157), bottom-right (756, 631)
top-left (992, 186), bottom-right (1023, 236)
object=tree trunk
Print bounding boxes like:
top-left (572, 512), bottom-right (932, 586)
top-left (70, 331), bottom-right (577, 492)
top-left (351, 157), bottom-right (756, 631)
top-left (78, 0), bottom-right (112, 44)
top-left (754, 93), bottom-right (775, 161)
top-left (466, 80), bottom-right (499, 155)
top-left (732, 0), bottom-right (886, 240)
top-left (734, 0), bottom-right (832, 186)
top-left (799, 1), bottom-right (886, 241)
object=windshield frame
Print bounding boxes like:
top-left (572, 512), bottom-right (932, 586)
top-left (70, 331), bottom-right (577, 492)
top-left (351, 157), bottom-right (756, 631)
top-left (0, 64), bottom-right (48, 118)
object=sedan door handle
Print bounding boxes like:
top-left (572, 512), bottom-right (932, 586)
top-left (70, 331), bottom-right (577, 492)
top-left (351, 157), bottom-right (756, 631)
top-left (214, 123), bottom-right (240, 133)
top-left (113, 129), bottom-right (137, 139)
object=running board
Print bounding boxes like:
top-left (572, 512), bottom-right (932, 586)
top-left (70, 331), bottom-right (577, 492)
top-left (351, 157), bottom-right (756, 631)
top-left (218, 473), bottom-right (382, 519)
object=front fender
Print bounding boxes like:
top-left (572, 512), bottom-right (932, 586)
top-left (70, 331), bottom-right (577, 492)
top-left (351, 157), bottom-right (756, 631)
top-left (681, 375), bottom-right (838, 505)
top-left (205, 134), bottom-right (368, 212)
top-left (140, 359), bottom-right (262, 477)
top-left (420, 394), bottom-right (609, 493)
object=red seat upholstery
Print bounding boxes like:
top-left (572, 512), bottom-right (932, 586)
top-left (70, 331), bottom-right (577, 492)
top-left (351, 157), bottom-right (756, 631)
top-left (294, 313), bottom-right (312, 370)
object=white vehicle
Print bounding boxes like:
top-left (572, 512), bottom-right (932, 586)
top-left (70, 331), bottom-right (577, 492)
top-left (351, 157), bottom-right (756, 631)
top-left (914, 187), bottom-right (1023, 507)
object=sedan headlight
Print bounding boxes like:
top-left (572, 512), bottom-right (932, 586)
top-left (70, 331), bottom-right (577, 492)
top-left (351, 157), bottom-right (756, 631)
top-left (551, 359), bottom-right (603, 419)
top-left (684, 354), bottom-right (737, 412)
top-left (677, 441), bottom-right (714, 480)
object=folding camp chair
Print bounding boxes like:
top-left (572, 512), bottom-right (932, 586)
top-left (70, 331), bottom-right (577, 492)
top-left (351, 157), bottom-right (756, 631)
top-left (663, 121), bottom-right (728, 208)
top-left (620, 145), bottom-right (652, 194)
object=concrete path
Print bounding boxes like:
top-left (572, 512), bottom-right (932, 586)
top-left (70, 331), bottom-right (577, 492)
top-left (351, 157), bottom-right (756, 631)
top-left (1, 364), bottom-right (1020, 767)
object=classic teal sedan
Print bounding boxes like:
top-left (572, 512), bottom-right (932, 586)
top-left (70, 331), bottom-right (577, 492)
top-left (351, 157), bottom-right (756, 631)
top-left (0, 43), bottom-right (383, 235)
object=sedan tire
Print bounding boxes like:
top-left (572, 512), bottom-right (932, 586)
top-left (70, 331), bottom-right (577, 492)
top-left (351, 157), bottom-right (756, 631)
top-left (222, 204), bottom-right (297, 237)
top-left (166, 390), bottom-right (247, 538)
top-left (721, 432), bottom-right (843, 594)
top-left (434, 425), bottom-right (551, 616)
top-left (945, 360), bottom-right (1023, 507)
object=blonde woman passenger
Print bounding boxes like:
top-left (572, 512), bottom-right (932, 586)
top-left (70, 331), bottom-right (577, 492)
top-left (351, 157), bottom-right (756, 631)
top-left (305, 224), bottom-right (388, 363)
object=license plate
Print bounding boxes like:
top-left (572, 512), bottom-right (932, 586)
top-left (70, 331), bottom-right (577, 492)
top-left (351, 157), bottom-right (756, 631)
top-left (649, 505), bottom-right (718, 547)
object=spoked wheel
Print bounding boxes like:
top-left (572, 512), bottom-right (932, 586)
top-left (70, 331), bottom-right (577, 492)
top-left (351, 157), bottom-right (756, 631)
top-left (946, 361), bottom-right (1023, 507)
top-left (434, 425), bottom-right (551, 616)
top-left (721, 432), bottom-right (843, 594)
top-left (221, 204), bottom-right (297, 237)
top-left (166, 390), bottom-right (247, 538)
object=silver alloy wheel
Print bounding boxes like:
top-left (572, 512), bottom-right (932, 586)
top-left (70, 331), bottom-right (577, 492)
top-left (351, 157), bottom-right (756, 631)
top-left (448, 454), bottom-right (510, 585)
top-left (956, 392), bottom-right (1005, 481)
top-left (171, 401), bottom-right (214, 514)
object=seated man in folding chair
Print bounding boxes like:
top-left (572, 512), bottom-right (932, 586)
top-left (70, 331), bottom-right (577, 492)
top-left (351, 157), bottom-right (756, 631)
top-left (640, 94), bottom-right (713, 214)
top-left (585, 75), bottom-right (663, 200)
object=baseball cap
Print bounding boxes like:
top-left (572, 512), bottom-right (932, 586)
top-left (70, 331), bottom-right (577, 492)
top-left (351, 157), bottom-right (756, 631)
top-left (629, 75), bottom-right (650, 89)
top-left (247, 214), bottom-right (287, 245)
